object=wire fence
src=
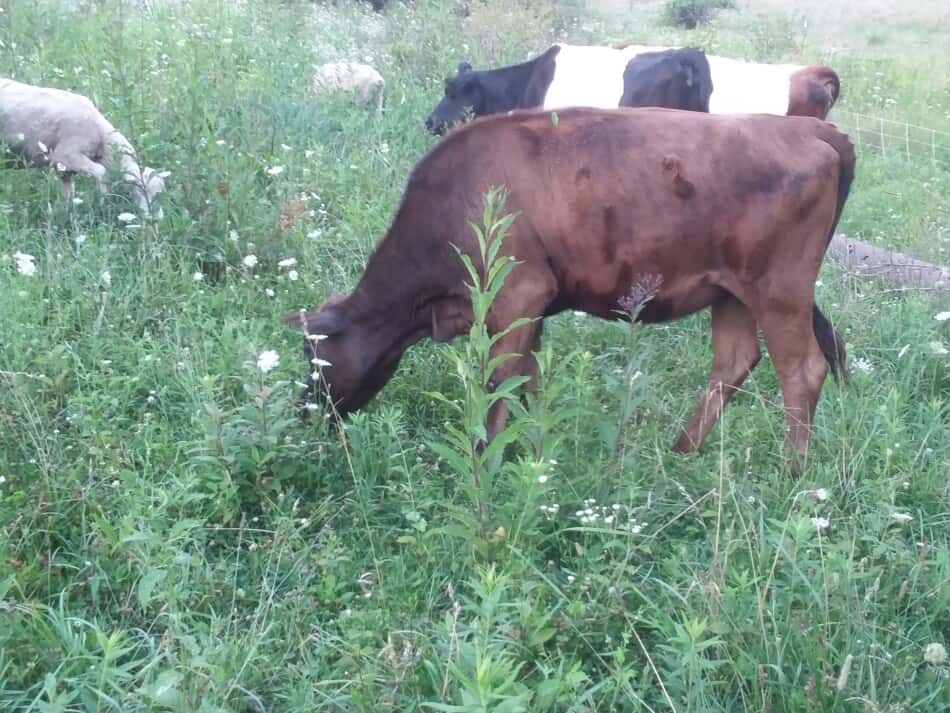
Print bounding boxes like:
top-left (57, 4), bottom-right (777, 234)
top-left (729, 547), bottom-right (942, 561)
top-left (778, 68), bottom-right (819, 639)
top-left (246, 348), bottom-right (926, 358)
top-left (830, 110), bottom-right (950, 171)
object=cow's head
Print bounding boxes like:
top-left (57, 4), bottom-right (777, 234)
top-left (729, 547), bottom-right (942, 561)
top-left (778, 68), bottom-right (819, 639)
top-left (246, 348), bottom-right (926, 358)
top-left (425, 62), bottom-right (481, 135)
top-left (286, 293), bottom-right (403, 420)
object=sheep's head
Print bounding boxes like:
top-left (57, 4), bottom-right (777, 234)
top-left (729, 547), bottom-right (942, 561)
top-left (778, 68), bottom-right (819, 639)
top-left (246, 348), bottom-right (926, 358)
top-left (124, 166), bottom-right (167, 220)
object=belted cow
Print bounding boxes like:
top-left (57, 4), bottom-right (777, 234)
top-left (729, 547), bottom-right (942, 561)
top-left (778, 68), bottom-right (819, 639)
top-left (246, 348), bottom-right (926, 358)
top-left (425, 43), bottom-right (839, 134)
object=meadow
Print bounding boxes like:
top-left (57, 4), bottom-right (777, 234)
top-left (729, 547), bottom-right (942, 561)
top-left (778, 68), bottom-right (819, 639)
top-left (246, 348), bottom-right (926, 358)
top-left (1, 0), bottom-right (948, 710)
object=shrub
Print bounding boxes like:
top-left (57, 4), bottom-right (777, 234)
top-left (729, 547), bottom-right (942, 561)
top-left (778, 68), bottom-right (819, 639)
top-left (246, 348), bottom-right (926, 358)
top-left (662, 0), bottom-right (735, 30)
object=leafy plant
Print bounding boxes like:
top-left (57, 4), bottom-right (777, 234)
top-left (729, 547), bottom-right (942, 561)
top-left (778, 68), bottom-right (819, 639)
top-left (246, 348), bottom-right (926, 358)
top-left (661, 0), bottom-right (736, 29)
top-left (427, 187), bottom-right (533, 541)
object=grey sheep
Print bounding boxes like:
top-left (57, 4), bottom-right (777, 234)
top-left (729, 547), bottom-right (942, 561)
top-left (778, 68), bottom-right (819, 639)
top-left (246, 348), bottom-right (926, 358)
top-left (1, 77), bottom-right (166, 219)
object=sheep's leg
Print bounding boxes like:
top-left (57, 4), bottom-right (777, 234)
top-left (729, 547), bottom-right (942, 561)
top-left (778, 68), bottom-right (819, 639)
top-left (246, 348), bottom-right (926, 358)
top-left (59, 174), bottom-right (75, 202)
top-left (50, 149), bottom-right (107, 191)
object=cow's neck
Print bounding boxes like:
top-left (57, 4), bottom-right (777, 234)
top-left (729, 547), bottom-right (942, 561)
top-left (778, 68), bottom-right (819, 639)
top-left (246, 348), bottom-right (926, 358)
top-left (480, 58), bottom-right (544, 112)
top-left (345, 227), bottom-right (468, 363)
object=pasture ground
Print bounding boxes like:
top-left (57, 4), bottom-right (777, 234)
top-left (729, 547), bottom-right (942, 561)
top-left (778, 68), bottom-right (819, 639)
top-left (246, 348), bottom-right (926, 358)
top-left (1, 0), bottom-right (948, 710)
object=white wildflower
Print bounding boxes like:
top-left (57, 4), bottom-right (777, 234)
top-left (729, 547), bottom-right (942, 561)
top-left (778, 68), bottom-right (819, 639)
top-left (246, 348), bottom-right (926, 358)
top-left (228, 229), bottom-right (239, 242)
top-left (193, 271), bottom-right (204, 282)
top-left (281, 143), bottom-right (292, 151)
top-left (815, 488), bottom-right (830, 501)
top-left (72, 197), bottom-right (83, 205)
top-left (935, 311), bottom-right (950, 322)
top-left (266, 165), bottom-right (285, 176)
top-left (100, 270), bottom-right (111, 287)
top-left (277, 257), bottom-right (297, 268)
top-left (537, 475), bottom-right (548, 484)
top-left (930, 341), bottom-right (949, 356)
top-left (851, 357), bottom-right (873, 373)
top-left (37, 140), bottom-right (48, 153)
top-left (215, 139), bottom-right (226, 146)
top-left (242, 254), bottom-right (258, 268)
top-left (311, 357), bottom-right (332, 368)
top-left (265, 288), bottom-right (275, 298)
top-left (306, 334), bottom-right (328, 343)
top-left (0, 476), bottom-right (6, 484)
top-left (256, 350), bottom-right (279, 373)
top-left (74, 234), bottom-right (87, 248)
top-left (811, 516), bottom-right (830, 531)
top-left (13, 251), bottom-right (36, 276)
top-left (891, 512), bottom-right (913, 524)
top-left (304, 150), bottom-right (315, 159)
top-left (923, 642), bottom-right (947, 665)
top-left (287, 269), bottom-right (299, 281)
top-left (117, 212), bottom-right (136, 223)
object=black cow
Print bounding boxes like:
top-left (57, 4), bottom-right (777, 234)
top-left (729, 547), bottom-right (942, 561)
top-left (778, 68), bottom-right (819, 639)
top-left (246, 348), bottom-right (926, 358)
top-left (619, 48), bottom-right (713, 112)
top-left (424, 46), bottom-right (560, 135)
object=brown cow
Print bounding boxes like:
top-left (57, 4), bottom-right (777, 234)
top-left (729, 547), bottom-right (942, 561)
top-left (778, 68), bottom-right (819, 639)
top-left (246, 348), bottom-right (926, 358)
top-left (290, 107), bottom-right (855, 469)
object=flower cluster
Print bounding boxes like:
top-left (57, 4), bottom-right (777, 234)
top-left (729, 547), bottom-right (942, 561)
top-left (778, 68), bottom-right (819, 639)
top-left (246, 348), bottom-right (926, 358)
top-left (545, 498), bottom-right (648, 534)
top-left (257, 349), bottom-right (280, 373)
top-left (13, 251), bottom-right (36, 276)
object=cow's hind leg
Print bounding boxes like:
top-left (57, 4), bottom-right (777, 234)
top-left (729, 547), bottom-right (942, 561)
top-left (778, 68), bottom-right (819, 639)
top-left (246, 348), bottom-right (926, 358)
top-left (757, 301), bottom-right (830, 472)
top-left (672, 294), bottom-right (761, 453)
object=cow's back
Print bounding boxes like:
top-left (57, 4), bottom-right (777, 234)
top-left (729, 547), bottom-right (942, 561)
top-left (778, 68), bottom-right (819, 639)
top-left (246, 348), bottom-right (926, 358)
top-left (403, 108), bottom-right (848, 319)
top-left (541, 43), bottom-right (666, 111)
top-left (705, 56), bottom-right (801, 115)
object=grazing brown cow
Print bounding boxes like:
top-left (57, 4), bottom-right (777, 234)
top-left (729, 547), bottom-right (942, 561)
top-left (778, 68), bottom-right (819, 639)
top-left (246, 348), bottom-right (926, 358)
top-left (290, 107), bottom-right (855, 469)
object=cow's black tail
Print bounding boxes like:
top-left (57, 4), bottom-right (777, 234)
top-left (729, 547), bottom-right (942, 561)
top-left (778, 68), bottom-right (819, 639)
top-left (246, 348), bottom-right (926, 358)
top-left (812, 124), bottom-right (856, 382)
top-left (813, 306), bottom-right (848, 382)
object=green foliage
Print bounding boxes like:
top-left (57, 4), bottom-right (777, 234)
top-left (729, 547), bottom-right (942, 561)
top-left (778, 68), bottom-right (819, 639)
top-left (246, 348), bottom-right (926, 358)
top-left (662, 0), bottom-right (737, 30)
top-left (426, 188), bottom-right (533, 542)
top-left (1, 0), bottom-right (949, 711)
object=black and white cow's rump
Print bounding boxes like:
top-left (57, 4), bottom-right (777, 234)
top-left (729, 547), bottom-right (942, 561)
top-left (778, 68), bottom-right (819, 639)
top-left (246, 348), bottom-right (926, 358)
top-left (619, 48), bottom-right (713, 113)
top-left (425, 46), bottom-right (560, 134)
top-left (424, 43), bottom-right (840, 135)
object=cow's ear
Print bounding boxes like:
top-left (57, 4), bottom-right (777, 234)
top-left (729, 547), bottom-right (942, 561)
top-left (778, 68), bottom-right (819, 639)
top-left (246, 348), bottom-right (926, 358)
top-left (458, 62), bottom-right (473, 74)
top-left (318, 292), bottom-right (348, 310)
top-left (283, 293), bottom-right (349, 336)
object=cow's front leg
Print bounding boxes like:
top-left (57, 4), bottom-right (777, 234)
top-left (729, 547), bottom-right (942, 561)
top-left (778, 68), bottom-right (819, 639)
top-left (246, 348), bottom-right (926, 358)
top-left (483, 268), bottom-right (556, 442)
top-left (485, 321), bottom-right (543, 442)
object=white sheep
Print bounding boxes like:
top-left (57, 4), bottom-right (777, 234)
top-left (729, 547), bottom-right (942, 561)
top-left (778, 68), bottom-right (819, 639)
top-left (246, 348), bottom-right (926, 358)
top-left (0, 78), bottom-right (166, 219)
top-left (311, 62), bottom-right (385, 113)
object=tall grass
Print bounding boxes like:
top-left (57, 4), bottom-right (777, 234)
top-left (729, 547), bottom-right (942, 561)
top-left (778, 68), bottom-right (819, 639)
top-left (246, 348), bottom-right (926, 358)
top-left (1, 0), bottom-right (948, 710)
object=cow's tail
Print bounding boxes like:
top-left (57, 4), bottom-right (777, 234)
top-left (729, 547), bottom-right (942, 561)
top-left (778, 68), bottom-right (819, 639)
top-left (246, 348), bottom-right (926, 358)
top-left (813, 306), bottom-right (848, 381)
top-left (811, 122), bottom-right (856, 381)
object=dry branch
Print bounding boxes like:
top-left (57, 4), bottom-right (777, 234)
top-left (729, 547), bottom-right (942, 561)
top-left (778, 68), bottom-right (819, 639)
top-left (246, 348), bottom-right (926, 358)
top-left (827, 234), bottom-right (950, 293)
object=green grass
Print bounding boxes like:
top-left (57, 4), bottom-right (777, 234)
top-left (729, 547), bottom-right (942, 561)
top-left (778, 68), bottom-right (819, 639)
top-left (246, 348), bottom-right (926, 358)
top-left (1, 0), bottom-right (948, 710)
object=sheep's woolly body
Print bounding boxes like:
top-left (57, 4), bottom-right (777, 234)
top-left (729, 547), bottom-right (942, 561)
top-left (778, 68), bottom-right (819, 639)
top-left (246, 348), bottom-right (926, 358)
top-left (0, 78), bottom-right (165, 217)
top-left (311, 63), bottom-right (384, 113)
